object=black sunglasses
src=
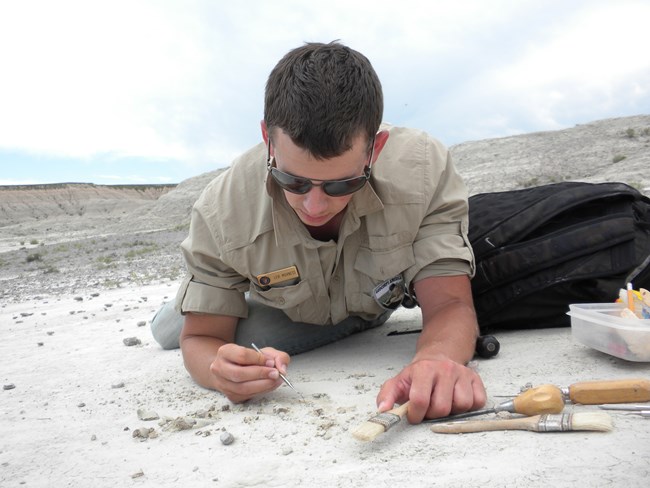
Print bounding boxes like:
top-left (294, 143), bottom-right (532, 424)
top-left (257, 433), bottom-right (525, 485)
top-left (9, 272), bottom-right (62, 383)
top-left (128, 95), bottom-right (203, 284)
top-left (267, 138), bottom-right (375, 197)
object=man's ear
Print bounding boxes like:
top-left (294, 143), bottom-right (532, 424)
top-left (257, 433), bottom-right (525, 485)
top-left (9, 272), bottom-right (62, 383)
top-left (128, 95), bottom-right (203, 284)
top-left (260, 120), bottom-right (269, 146)
top-left (371, 129), bottom-right (390, 164)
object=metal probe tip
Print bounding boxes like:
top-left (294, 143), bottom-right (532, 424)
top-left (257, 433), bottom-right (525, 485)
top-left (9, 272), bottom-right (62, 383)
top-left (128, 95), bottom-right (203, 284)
top-left (251, 343), bottom-right (299, 393)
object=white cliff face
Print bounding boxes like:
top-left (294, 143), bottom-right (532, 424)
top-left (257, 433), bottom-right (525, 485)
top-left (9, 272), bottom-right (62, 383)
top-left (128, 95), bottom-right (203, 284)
top-left (0, 183), bottom-right (175, 226)
top-left (0, 115), bottom-right (648, 301)
top-left (451, 115), bottom-right (650, 196)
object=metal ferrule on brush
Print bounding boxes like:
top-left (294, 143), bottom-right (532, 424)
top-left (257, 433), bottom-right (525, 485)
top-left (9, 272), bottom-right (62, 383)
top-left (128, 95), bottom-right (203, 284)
top-left (538, 413), bottom-right (573, 432)
top-left (369, 412), bottom-right (402, 431)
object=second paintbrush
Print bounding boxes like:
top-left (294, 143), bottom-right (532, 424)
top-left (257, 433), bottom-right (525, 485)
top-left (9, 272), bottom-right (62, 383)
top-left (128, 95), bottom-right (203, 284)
top-left (429, 412), bottom-right (613, 434)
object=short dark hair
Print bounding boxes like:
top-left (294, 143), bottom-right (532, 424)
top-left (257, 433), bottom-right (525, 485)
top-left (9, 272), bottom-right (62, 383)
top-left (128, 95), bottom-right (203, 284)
top-left (264, 41), bottom-right (383, 159)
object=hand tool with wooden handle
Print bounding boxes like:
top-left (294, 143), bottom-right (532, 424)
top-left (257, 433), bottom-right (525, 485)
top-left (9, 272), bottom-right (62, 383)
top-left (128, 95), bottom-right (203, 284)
top-left (352, 402), bottom-right (410, 441)
top-left (425, 384), bottom-right (565, 423)
top-left (559, 378), bottom-right (650, 404)
top-left (429, 412), bottom-right (613, 434)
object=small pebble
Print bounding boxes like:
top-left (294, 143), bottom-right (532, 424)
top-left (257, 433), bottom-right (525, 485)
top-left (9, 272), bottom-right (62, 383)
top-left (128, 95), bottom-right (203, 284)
top-left (137, 408), bottom-right (159, 421)
top-left (131, 470), bottom-right (145, 479)
top-left (132, 427), bottom-right (157, 439)
top-left (111, 382), bottom-right (125, 389)
top-left (74, 296), bottom-right (83, 302)
top-left (3, 384), bottom-right (16, 391)
top-left (137, 320), bottom-right (146, 327)
top-left (123, 337), bottom-right (141, 347)
top-left (220, 431), bottom-right (234, 445)
top-left (281, 447), bottom-right (293, 456)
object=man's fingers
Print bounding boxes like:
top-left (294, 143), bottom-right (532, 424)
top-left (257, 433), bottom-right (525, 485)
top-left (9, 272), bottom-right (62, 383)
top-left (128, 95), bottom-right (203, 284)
top-left (377, 374), bottom-right (413, 412)
top-left (471, 375), bottom-right (488, 410)
top-left (256, 346), bottom-right (291, 374)
top-left (408, 365), bottom-right (440, 423)
top-left (221, 377), bottom-right (284, 403)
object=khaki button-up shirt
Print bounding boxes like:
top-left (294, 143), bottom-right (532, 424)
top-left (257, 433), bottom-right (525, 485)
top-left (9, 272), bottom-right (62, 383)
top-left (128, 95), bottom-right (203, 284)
top-left (175, 125), bottom-right (475, 325)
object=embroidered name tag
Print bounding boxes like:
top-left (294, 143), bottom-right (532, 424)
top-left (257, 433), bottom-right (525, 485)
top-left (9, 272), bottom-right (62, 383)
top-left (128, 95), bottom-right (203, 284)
top-left (256, 265), bottom-right (300, 287)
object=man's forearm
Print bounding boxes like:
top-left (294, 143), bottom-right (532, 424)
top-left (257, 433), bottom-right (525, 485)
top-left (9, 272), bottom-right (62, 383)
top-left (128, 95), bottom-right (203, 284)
top-left (180, 334), bottom-right (226, 390)
top-left (415, 299), bottom-right (479, 365)
top-left (179, 312), bottom-right (238, 390)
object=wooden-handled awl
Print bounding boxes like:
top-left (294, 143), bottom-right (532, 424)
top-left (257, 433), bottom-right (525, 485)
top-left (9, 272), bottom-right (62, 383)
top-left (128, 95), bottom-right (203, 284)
top-left (425, 384), bottom-right (565, 423)
top-left (558, 378), bottom-right (650, 404)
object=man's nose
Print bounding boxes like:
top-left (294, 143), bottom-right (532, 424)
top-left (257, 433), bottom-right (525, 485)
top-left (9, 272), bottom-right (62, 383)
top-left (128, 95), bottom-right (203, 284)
top-left (302, 185), bottom-right (329, 212)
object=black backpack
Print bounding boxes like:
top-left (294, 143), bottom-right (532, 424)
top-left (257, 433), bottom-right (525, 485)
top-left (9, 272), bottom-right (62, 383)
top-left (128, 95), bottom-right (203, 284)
top-left (468, 181), bottom-right (650, 331)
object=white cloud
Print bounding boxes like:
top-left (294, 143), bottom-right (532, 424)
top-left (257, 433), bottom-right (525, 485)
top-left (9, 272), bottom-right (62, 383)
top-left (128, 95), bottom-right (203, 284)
top-left (413, 1), bottom-right (650, 141)
top-left (0, 0), bottom-right (648, 178)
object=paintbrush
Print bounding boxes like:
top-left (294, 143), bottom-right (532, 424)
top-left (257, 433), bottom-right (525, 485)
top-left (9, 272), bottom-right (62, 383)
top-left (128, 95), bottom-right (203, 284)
top-left (352, 402), bottom-right (410, 441)
top-left (429, 412), bottom-right (613, 434)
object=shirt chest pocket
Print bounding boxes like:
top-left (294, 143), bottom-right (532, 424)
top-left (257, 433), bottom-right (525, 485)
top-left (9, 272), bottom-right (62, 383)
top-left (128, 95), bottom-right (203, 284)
top-left (352, 236), bottom-right (416, 313)
top-left (354, 233), bottom-right (416, 280)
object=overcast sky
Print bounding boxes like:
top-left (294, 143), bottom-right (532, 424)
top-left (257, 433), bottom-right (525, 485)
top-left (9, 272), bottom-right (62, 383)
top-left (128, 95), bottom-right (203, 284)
top-left (1, 0), bottom-right (649, 185)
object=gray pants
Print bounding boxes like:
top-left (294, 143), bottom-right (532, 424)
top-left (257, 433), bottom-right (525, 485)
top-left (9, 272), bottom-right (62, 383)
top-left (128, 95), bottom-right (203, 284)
top-left (150, 300), bottom-right (392, 356)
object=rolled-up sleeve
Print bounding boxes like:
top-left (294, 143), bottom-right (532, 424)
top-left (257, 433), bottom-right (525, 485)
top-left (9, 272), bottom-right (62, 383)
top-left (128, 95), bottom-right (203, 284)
top-left (406, 141), bottom-right (475, 284)
top-left (174, 195), bottom-right (249, 318)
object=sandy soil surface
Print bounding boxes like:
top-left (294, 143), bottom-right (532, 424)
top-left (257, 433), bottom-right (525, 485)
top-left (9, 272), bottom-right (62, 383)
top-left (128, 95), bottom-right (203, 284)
top-left (2, 280), bottom-right (650, 487)
top-left (2, 115), bottom-right (650, 487)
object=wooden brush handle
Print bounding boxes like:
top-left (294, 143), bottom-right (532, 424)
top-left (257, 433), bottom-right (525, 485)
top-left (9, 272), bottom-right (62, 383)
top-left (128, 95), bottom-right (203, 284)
top-left (430, 416), bottom-right (541, 434)
top-left (389, 401), bottom-right (409, 418)
top-left (569, 379), bottom-right (650, 404)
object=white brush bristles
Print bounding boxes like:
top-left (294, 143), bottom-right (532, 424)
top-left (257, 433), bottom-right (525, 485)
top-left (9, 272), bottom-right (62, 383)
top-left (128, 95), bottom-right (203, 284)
top-left (352, 421), bottom-right (387, 441)
top-left (570, 412), bottom-right (613, 432)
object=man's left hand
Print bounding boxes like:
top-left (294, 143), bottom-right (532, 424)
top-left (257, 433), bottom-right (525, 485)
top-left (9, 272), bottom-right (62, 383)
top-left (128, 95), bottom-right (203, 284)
top-left (376, 356), bottom-right (486, 424)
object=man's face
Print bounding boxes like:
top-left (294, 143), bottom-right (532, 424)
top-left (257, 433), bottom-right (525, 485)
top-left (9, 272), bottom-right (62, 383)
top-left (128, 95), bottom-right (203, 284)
top-left (270, 131), bottom-right (371, 228)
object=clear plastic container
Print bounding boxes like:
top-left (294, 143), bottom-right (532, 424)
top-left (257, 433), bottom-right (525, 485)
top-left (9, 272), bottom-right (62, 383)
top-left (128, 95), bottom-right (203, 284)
top-left (567, 303), bottom-right (650, 362)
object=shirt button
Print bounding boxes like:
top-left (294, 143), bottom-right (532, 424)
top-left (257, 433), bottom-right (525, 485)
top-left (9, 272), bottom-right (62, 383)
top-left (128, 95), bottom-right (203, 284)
top-left (333, 276), bottom-right (340, 283)
top-left (278, 297), bottom-right (285, 305)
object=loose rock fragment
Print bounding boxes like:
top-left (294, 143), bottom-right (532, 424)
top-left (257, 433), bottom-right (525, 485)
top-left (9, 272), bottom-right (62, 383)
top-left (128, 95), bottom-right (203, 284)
top-left (161, 417), bottom-right (196, 432)
top-left (3, 384), bottom-right (16, 391)
top-left (132, 427), bottom-right (157, 440)
top-left (137, 408), bottom-right (159, 421)
top-left (220, 431), bottom-right (234, 445)
top-left (123, 337), bottom-right (141, 347)
top-left (131, 470), bottom-right (145, 479)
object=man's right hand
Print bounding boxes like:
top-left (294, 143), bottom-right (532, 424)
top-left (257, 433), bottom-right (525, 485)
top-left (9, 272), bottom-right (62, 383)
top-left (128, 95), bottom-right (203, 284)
top-left (179, 312), bottom-right (291, 402)
top-left (210, 343), bottom-right (290, 402)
